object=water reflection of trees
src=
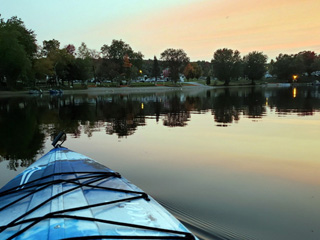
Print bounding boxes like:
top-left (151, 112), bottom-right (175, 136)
top-left (210, 88), bottom-right (267, 125)
top-left (267, 87), bottom-right (316, 116)
top-left (212, 89), bottom-right (241, 126)
top-left (163, 95), bottom-right (190, 127)
top-left (0, 98), bottom-right (45, 170)
top-left (1, 86), bottom-right (319, 169)
top-left (104, 100), bottom-right (146, 137)
top-left (242, 88), bottom-right (266, 119)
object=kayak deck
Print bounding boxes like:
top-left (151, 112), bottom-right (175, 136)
top-left (0, 147), bottom-right (197, 240)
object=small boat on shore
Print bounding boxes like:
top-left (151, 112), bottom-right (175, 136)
top-left (0, 133), bottom-right (197, 240)
top-left (49, 89), bottom-right (63, 95)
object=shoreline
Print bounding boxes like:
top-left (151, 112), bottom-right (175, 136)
top-left (0, 82), bottom-right (311, 97)
top-left (0, 84), bottom-right (215, 97)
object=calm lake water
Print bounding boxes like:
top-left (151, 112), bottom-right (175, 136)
top-left (0, 86), bottom-right (319, 240)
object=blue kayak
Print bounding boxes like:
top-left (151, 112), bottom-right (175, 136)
top-left (0, 146), bottom-right (198, 239)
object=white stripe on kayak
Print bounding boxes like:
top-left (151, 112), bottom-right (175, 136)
top-left (19, 167), bottom-right (42, 188)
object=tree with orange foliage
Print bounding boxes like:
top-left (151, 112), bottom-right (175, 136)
top-left (183, 63), bottom-right (194, 79)
top-left (184, 62), bottom-right (202, 79)
top-left (123, 54), bottom-right (132, 80)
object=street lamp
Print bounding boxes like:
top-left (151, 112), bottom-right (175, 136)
top-left (292, 75), bottom-right (298, 82)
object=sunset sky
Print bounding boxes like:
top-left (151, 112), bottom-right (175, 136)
top-left (1, 0), bottom-right (320, 61)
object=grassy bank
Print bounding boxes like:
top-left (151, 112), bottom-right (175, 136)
top-left (1, 76), bottom-right (318, 93)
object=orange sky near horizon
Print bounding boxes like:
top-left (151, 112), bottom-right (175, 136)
top-left (142, 0), bottom-right (319, 60)
top-left (2, 0), bottom-right (320, 61)
top-left (89, 0), bottom-right (319, 61)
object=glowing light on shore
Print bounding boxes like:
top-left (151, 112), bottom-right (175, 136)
top-left (293, 75), bottom-right (298, 82)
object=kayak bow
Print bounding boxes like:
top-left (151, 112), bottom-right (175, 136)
top-left (0, 145), bottom-right (197, 240)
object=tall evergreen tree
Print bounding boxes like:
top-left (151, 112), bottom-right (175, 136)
top-left (152, 56), bottom-right (161, 81)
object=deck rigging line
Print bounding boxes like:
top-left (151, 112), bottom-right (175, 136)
top-left (0, 171), bottom-right (195, 240)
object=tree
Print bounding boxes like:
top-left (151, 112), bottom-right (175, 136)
top-left (78, 42), bottom-right (95, 59)
top-left (33, 57), bottom-right (54, 81)
top-left (160, 48), bottom-right (189, 83)
top-left (42, 40), bottom-right (60, 86)
top-left (311, 54), bottom-right (320, 73)
top-left (65, 44), bottom-right (76, 56)
top-left (77, 42), bottom-right (99, 82)
top-left (212, 48), bottom-right (242, 86)
top-left (42, 39), bottom-right (60, 57)
top-left (243, 51), bottom-right (267, 84)
top-left (58, 46), bottom-right (79, 86)
top-left (73, 58), bottom-right (92, 81)
top-left (183, 63), bottom-right (194, 79)
top-left (123, 54), bottom-right (132, 81)
top-left (0, 16), bottom-right (37, 88)
top-left (0, 30), bottom-right (30, 88)
top-left (183, 62), bottom-right (202, 79)
top-left (96, 59), bottom-right (120, 81)
top-left (101, 39), bottom-right (133, 60)
top-left (197, 61), bottom-right (212, 77)
top-left (297, 51), bottom-right (317, 76)
top-left (151, 56), bottom-right (161, 81)
top-left (271, 54), bottom-right (304, 81)
top-left (129, 51), bottom-right (143, 71)
top-left (130, 65), bottom-right (139, 81)
top-left (100, 39), bottom-right (143, 83)
top-left (44, 43), bottom-right (75, 86)
top-left (140, 59), bottom-right (153, 77)
top-left (3, 16), bottom-right (37, 59)
top-left (41, 41), bottom-right (85, 86)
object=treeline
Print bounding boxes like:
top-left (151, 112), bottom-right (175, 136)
top-left (1, 16), bottom-right (320, 89)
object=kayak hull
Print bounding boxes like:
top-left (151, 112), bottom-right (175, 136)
top-left (0, 147), bottom-right (197, 240)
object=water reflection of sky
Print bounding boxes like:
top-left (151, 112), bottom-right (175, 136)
top-left (1, 87), bottom-right (320, 239)
top-left (62, 109), bottom-right (320, 240)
